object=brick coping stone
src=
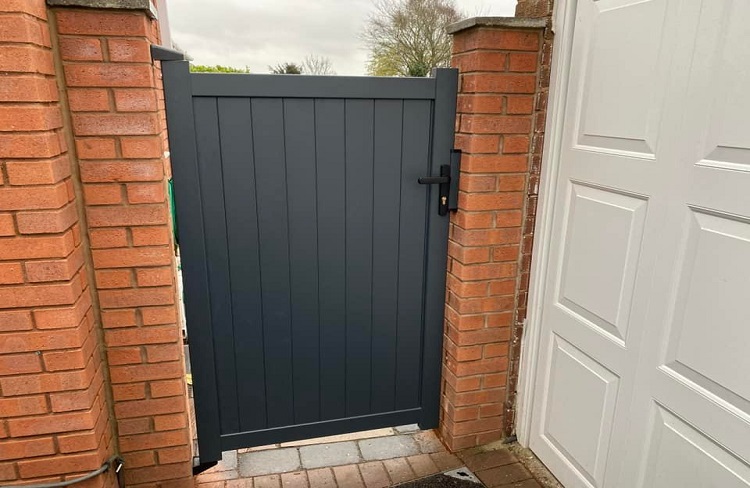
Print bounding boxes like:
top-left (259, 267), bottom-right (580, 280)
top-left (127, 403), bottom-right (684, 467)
top-left (46, 0), bottom-right (157, 18)
top-left (447, 17), bottom-right (547, 34)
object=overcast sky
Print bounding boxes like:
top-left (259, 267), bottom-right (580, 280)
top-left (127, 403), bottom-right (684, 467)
top-left (164, 0), bottom-right (517, 75)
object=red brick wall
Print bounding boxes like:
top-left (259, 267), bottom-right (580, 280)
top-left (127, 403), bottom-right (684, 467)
top-left (440, 23), bottom-right (546, 450)
top-left (516, 0), bottom-right (555, 19)
top-left (50, 7), bottom-right (193, 486)
top-left (0, 2), bottom-right (191, 486)
top-left (0, 1), bottom-right (116, 485)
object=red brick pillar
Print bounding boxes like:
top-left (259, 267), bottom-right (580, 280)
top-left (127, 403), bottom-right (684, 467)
top-left (439, 18), bottom-right (546, 451)
top-left (0, 1), bottom-right (116, 485)
top-left (48, 3), bottom-right (193, 486)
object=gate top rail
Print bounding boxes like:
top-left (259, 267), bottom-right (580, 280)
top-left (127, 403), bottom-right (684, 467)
top-left (188, 72), bottom-right (438, 99)
top-left (151, 46), bottom-right (443, 100)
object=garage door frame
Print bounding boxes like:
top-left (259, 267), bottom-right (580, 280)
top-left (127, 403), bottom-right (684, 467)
top-left (514, 0), bottom-right (577, 447)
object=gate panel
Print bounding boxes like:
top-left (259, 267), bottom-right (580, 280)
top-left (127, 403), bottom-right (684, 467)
top-left (161, 62), bottom-right (458, 462)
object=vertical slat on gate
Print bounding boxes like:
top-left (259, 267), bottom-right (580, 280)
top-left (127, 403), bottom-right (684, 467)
top-left (283, 98), bottom-right (321, 424)
top-left (193, 97), bottom-right (239, 434)
top-left (344, 99), bottom-right (375, 417)
top-left (217, 97), bottom-right (267, 433)
top-left (251, 98), bottom-right (294, 428)
top-left (371, 99), bottom-right (403, 413)
top-left (315, 99), bottom-right (347, 421)
top-left (395, 100), bottom-right (432, 410)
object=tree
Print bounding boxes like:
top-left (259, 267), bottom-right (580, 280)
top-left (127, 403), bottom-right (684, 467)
top-left (190, 64), bottom-right (250, 73)
top-left (301, 55), bottom-right (336, 75)
top-left (363, 0), bottom-right (462, 77)
top-left (270, 62), bottom-right (303, 74)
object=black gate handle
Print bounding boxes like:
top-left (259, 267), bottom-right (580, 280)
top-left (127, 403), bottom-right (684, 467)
top-left (418, 164), bottom-right (451, 216)
top-left (418, 150), bottom-right (461, 216)
top-left (417, 175), bottom-right (450, 185)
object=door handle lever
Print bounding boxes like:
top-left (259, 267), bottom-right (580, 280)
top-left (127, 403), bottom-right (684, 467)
top-left (417, 150), bottom-right (461, 217)
top-left (418, 164), bottom-right (451, 216)
top-left (418, 175), bottom-right (450, 185)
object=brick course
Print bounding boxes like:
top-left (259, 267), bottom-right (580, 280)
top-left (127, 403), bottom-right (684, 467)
top-left (0, 1), bottom-right (114, 485)
top-left (440, 22), bottom-right (548, 450)
top-left (0, 1), bottom-right (189, 486)
top-left (51, 5), bottom-right (192, 487)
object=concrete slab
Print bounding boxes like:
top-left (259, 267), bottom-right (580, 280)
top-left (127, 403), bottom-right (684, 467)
top-left (394, 424), bottom-right (420, 434)
top-left (413, 431), bottom-right (445, 454)
top-left (359, 435), bottom-right (421, 461)
top-left (239, 448), bottom-right (301, 477)
top-left (207, 450), bottom-right (237, 472)
top-left (299, 441), bottom-right (361, 469)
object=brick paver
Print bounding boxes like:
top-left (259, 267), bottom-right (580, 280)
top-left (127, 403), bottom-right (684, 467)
top-left (254, 474), bottom-right (281, 488)
top-left (358, 461), bottom-right (391, 488)
top-left (429, 452), bottom-right (463, 472)
top-left (384, 458), bottom-right (418, 484)
top-left (460, 448), bottom-right (516, 473)
top-left (198, 470), bottom-right (240, 483)
top-left (306, 468), bottom-right (337, 487)
top-left (332, 465), bottom-right (365, 487)
top-left (197, 482), bottom-right (225, 488)
top-left (406, 454), bottom-right (440, 479)
top-left (281, 471), bottom-right (308, 487)
top-left (476, 463), bottom-right (534, 487)
top-left (226, 479), bottom-right (254, 488)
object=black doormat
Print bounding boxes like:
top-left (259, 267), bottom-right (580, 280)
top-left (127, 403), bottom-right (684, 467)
top-left (397, 470), bottom-right (484, 487)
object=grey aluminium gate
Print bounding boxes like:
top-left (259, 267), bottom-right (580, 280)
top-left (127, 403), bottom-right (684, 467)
top-left (157, 49), bottom-right (458, 464)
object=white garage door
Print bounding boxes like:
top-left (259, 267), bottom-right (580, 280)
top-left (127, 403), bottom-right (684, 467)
top-left (526, 1), bottom-right (750, 487)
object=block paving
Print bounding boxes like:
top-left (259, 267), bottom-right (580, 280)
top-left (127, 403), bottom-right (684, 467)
top-left (195, 428), bottom-right (552, 487)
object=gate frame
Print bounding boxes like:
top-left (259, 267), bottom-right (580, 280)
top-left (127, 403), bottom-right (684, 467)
top-left (156, 48), bottom-right (458, 463)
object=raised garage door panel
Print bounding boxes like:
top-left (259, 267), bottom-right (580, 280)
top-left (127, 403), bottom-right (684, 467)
top-left (575, 0), bottom-right (669, 157)
top-left (558, 183), bottom-right (647, 345)
top-left (529, 0), bottom-right (750, 487)
top-left (543, 335), bottom-right (619, 487)
top-left (664, 211), bottom-right (750, 406)
top-left (643, 407), bottom-right (750, 488)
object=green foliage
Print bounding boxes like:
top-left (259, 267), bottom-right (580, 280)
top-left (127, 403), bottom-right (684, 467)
top-left (189, 64), bottom-right (251, 73)
top-left (367, 45), bottom-right (402, 76)
top-left (270, 62), bottom-right (303, 74)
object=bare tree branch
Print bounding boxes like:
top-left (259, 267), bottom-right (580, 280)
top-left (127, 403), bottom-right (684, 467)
top-left (301, 55), bottom-right (336, 75)
top-left (363, 0), bottom-right (463, 77)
